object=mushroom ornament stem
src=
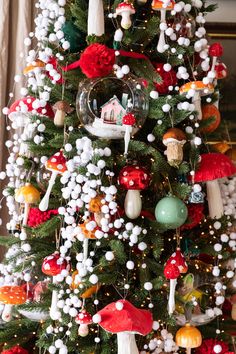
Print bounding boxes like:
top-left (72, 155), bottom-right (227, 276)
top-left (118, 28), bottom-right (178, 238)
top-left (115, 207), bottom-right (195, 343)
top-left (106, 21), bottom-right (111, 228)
top-left (78, 323), bottom-right (89, 337)
top-left (39, 170), bottom-right (58, 211)
top-left (164, 263), bottom-right (180, 315)
top-left (192, 91), bottom-right (202, 120)
top-left (168, 278), bottom-right (177, 315)
top-left (117, 332), bottom-right (139, 354)
top-left (34, 68), bottom-right (44, 87)
top-left (124, 189), bottom-right (142, 220)
top-left (23, 203), bottom-right (30, 226)
top-left (206, 180), bottom-right (224, 219)
top-left (54, 109), bottom-right (66, 127)
top-left (124, 125), bottom-right (132, 155)
top-left (88, 0), bottom-right (104, 36)
top-left (2, 304), bottom-right (13, 322)
top-left (83, 237), bottom-right (89, 263)
top-left (157, 9), bottom-right (167, 53)
top-left (50, 276), bottom-right (59, 321)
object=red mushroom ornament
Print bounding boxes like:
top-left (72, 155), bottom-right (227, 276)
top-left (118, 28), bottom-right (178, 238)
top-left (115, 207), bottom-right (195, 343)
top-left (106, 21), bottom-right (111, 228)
top-left (8, 96), bottom-right (54, 156)
top-left (118, 165), bottom-right (150, 219)
top-left (75, 309), bottom-right (93, 336)
top-left (166, 248), bottom-right (188, 274)
top-left (42, 252), bottom-right (70, 320)
top-left (164, 262), bottom-right (180, 315)
top-left (209, 43), bottom-right (223, 73)
top-left (96, 299), bottom-right (153, 354)
top-left (194, 153), bottom-right (236, 219)
top-left (115, 1), bottom-right (136, 30)
top-left (39, 150), bottom-right (67, 211)
top-left (165, 249), bottom-right (188, 314)
top-left (122, 113), bottom-right (136, 155)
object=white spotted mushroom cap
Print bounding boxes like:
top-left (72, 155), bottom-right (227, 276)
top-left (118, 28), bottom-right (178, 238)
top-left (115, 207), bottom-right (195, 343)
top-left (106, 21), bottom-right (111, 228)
top-left (75, 309), bottom-right (93, 325)
top-left (45, 150), bottom-right (67, 174)
top-left (42, 252), bottom-right (70, 276)
top-left (118, 165), bottom-right (151, 190)
top-left (0, 285), bottom-right (27, 305)
top-left (166, 248), bottom-right (188, 274)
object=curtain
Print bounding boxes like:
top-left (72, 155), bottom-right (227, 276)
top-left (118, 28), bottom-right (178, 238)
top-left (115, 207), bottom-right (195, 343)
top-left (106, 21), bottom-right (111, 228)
top-left (0, 0), bottom-right (36, 253)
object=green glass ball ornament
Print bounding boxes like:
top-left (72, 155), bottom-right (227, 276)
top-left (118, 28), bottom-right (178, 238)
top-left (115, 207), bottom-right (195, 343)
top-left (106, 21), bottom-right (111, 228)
top-left (62, 21), bottom-right (86, 53)
top-left (155, 195), bottom-right (188, 229)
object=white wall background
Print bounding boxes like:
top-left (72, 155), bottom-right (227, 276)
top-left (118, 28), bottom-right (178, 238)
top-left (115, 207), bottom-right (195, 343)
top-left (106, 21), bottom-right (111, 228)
top-left (207, 0), bottom-right (236, 23)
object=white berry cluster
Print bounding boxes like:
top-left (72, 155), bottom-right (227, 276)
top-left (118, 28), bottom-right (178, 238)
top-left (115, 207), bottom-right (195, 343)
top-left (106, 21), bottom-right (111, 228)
top-left (142, 328), bottom-right (178, 354)
top-left (220, 176), bottom-right (236, 218)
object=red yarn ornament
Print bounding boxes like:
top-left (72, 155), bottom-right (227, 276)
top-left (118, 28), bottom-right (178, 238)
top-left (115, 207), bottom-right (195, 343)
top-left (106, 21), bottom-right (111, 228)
top-left (78, 43), bottom-right (115, 78)
top-left (153, 63), bottom-right (177, 94)
top-left (195, 339), bottom-right (229, 354)
top-left (181, 204), bottom-right (204, 230)
top-left (122, 113), bottom-right (136, 126)
top-left (209, 43), bottom-right (223, 57)
top-left (27, 208), bottom-right (58, 227)
top-left (2, 346), bottom-right (28, 354)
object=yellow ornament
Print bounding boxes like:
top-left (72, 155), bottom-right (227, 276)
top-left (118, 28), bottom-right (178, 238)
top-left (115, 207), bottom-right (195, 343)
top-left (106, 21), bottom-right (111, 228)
top-left (176, 323), bottom-right (202, 354)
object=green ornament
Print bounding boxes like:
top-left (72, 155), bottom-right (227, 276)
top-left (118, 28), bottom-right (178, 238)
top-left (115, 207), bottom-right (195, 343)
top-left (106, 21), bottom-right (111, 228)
top-left (62, 21), bottom-right (86, 53)
top-left (155, 195), bottom-right (188, 229)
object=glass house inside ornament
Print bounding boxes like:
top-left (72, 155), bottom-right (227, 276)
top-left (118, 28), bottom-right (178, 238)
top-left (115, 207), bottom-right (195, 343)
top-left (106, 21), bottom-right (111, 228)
top-left (76, 76), bottom-right (149, 139)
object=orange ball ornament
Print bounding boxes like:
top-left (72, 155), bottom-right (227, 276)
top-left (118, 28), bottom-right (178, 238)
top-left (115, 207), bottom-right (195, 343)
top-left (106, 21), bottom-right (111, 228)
top-left (200, 104), bottom-right (221, 133)
top-left (71, 270), bottom-right (100, 298)
top-left (176, 323), bottom-right (202, 354)
top-left (80, 221), bottom-right (97, 239)
top-left (88, 195), bottom-right (104, 213)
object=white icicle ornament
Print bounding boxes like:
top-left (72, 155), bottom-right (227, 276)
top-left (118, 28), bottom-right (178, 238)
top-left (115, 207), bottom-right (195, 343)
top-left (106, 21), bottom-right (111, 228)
top-left (87, 0), bottom-right (105, 36)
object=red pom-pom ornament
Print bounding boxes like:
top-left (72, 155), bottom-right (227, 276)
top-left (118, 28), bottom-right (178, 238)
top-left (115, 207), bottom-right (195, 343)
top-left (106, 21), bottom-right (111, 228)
top-left (195, 339), bottom-right (229, 354)
top-left (78, 43), bottom-right (115, 78)
top-left (27, 208), bottom-right (58, 227)
top-left (153, 63), bottom-right (177, 94)
top-left (2, 346), bottom-right (28, 354)
top-left (181, 204), bottom-right (204, 230)
top-left (209, 43), bottom-right (223, 58)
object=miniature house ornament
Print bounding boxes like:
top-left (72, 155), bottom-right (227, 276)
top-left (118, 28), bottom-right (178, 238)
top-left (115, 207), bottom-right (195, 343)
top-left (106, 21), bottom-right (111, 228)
top-left (76, 76), bottom-right (149, 140)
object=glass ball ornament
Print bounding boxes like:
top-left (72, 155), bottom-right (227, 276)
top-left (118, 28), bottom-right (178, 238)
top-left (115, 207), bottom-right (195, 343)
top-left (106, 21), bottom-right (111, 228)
top-left (155, 195), bottom-right (188, 229)
top-left (76, 76), bottom-right (149, 139)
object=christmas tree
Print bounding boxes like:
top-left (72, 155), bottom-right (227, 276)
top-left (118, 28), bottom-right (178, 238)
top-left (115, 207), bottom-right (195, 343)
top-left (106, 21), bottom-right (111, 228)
top-left (0, 0), bottom-right (235, 353)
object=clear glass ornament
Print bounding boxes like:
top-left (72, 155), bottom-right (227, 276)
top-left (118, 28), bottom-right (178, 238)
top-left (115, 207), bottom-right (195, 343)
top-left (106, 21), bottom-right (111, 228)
top-left (76, 76), bottom-right (149, 139)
